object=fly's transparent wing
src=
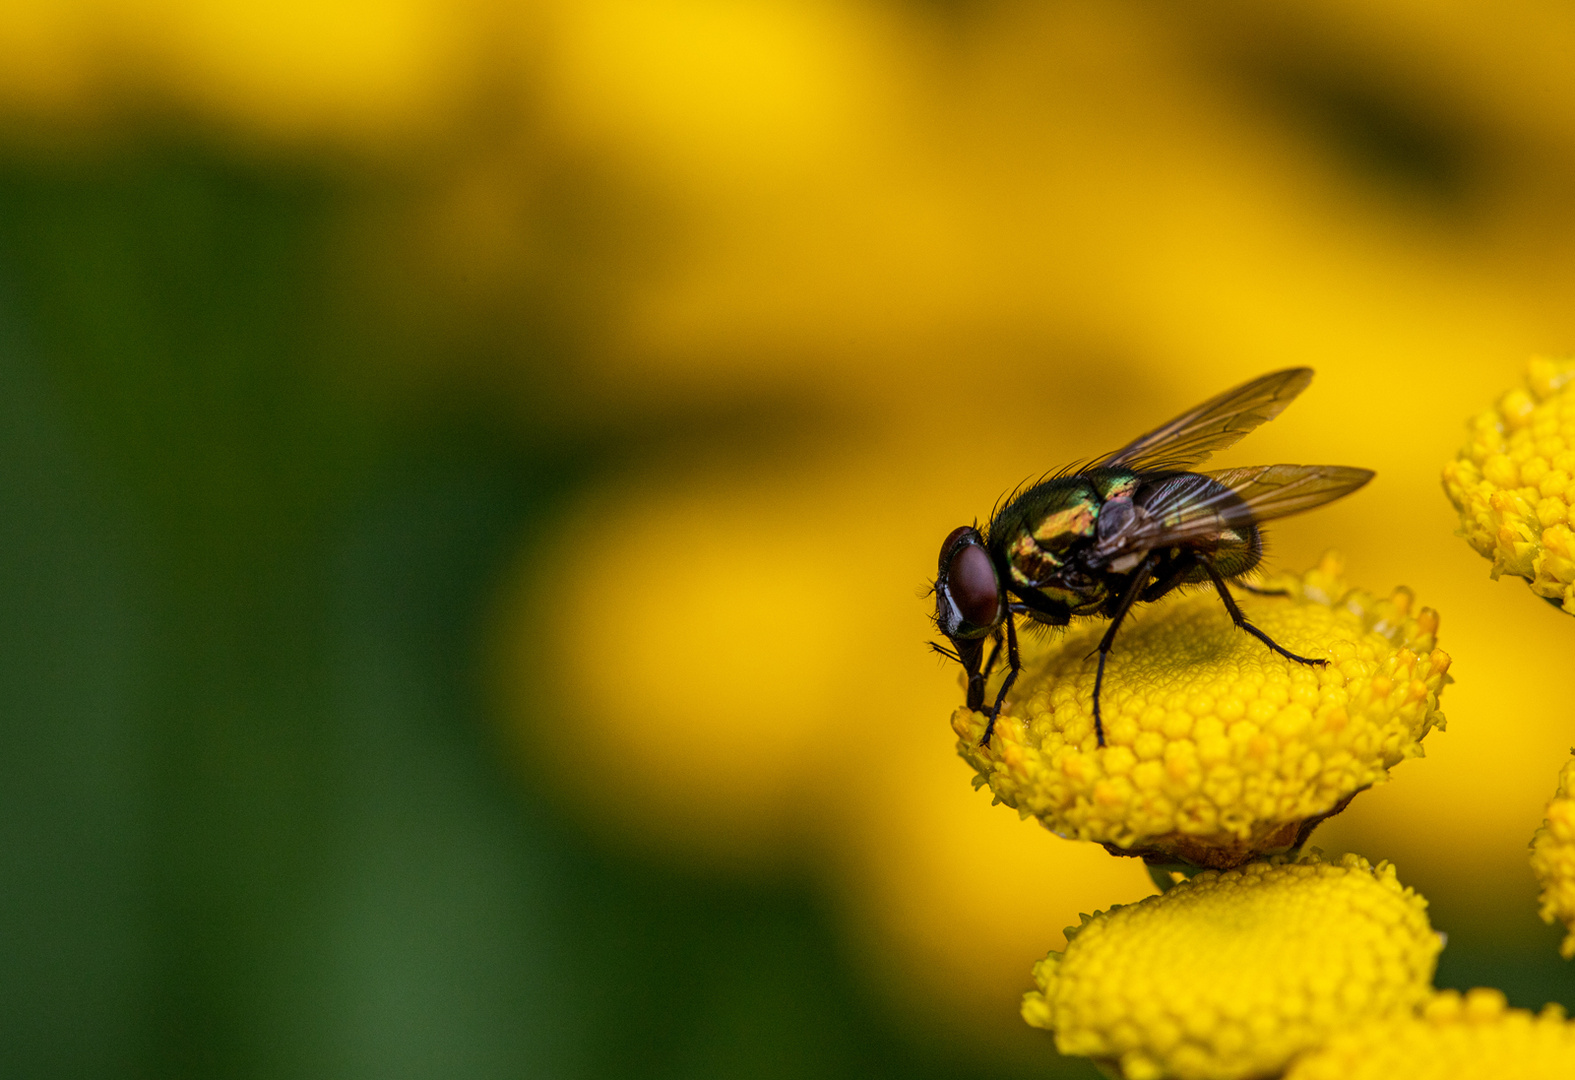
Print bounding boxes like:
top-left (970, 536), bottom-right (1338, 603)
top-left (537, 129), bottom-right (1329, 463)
top-left (1125, 464), bottom-right (1374, 549)
top-left (1198, 464), bottom-right (1375, 524)
top-left (1095, 368), bottom-right (1314, 472)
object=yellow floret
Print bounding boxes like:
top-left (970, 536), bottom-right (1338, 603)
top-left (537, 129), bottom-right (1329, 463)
top-left (953, 554), bottom-right (1450, 867)
top-left (1442, 356), bottom-right (1575, 610)
top-left (1285, 988), bottom-right (1575, 1080)
top-left (1530, 753), bottom-right (1575, 960)
top-left (1022, 854), bottom-right (1440, 1080)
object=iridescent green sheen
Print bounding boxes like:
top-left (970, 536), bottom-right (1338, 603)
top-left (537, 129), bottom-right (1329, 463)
top-left (995, 477), bottom-right (1104, 594)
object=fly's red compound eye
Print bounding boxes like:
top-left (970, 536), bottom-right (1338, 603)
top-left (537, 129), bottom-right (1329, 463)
top-left (949, 543), bottom-right (1001, 628)
top-left (937, 528), bottom-right (1001, 637)
top-left (939, 526), bottom-right (972, 570)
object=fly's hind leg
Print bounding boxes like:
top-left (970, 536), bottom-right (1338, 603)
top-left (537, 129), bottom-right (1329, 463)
top-left (1202, 562), bottom-right (1325, 668)
top-left (1235, 580), bottom-right (1290, 598)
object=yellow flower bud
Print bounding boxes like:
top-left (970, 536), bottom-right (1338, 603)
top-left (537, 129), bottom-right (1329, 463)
top-left (1530, 752), bottom-right (1575, 959)
top-left (1285, 988), bottom-right (1575, 1079)
top-left (1023, 854), bottom-right (1440, 1080)
top-left (1443, 356), bottom-right (1575, 610)
top-left (954, 554), bottom-right (1449, 868)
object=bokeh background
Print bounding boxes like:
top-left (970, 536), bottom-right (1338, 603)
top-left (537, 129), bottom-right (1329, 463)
top-left (2, 2), bottom-right (1574, 1077)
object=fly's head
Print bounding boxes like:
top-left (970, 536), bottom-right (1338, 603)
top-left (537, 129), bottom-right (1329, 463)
top-left (934, 525), bottom-right (1005, 664)
top-left (934, 525), bottom-right (1007, 710)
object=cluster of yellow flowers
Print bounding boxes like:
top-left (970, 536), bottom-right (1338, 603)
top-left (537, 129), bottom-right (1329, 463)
top-left (945, 364), bottom-right (1575, 1079)
top-left (1531, 754), bottom-right (1575, 960)
top-left (1442, 356), bottom-right (1575, 610)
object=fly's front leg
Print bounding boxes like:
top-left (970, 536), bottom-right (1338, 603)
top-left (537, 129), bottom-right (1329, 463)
top-left (1203, 562), bottom-right (1325, 667)
top-left (981, 629), bottom-right (1004, 680)
top-left (951, 636), bottom-right (988, 712)
top-left (980, 614), bottom-right (1020, 748)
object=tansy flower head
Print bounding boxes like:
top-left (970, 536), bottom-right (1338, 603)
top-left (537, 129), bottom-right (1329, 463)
top-left (954, 554), bottom-right (1449, 868)
top-left (1021, 854), bottom-right (1440, 1080)
top-left (1284, 988), bottom-right (1575, 1080)
top-left (1530, 752), bottom-right (1575, 959)
top-left (1442, 356), bottom-right (1575, 611)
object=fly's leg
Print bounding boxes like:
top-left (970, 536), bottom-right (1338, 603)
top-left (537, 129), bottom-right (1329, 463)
top-left (1235, 580), bottom-right (1290, 598)
top-left (953, 636), bottom-right (988, 712)
top-left (961, 629), bottom-right (1003, 719)
top-left (1090, 552), bottom-right (1159, 748)
top-left (981, 629), bottom-right (1005, 680)
top-left (1139, 549), bottom-right (1196, 602)
top-left (980, 614), bottom-right (1020, 748)
top-left (1203, 562), bottom-right (1325, 667)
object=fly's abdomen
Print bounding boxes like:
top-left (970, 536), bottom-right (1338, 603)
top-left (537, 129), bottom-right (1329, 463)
top-left (1137, 472), bottom-right (1264, 579)
top-left (1188, 523), bottom-right (1262, 579)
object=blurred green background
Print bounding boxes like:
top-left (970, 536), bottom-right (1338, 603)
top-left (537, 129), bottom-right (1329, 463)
top-left (3, 3), bottom-right (1575, 1078)
top-left (0, 148), bottom-right (998, 1079)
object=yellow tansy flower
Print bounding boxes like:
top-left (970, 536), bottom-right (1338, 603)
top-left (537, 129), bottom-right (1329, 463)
top-left (1284, 988), bottom-right (1575, 1080)
top-left (1442, 356), bottom-right (1575, 611)
top-left (954, 554), bottom-right (1449, 868)
top-left (1530, 752), bottom-right (1575, 959)
top-left (1022, 854), bottom-right (1440, 1080)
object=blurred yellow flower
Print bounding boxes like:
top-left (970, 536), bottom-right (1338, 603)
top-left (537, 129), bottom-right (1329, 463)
top-left (0, 0), bottom-right (490, 144)
top-left (1284, 988), bottom-right (1575, 1080)
top-left (1022, 853), bottom-right (1439, 1080)
top-left (1442, 356), bottom-right (1575, 612)
top-left (955, 554), bottom-right (1450, 868)
top-left (1531, 752), bottom-right (1575, 960)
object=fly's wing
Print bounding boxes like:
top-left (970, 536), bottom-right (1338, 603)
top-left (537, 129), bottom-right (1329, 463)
top-left (1118, 465), bottom-right (1374, 550)
top-left (1094, 368), bottom-right (1314, 472)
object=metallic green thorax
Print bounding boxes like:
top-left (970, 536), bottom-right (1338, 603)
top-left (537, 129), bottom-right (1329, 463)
top-left (992, 473), bottom-right (1137, 616)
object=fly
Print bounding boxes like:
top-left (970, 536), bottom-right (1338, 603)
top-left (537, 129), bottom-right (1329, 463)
top-left (931, 368), bottom-right (1372, 748)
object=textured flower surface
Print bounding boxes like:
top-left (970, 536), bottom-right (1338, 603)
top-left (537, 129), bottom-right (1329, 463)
top-left (1530, 753), bottom-right (1575, 959)
top-left (1021, 854), bottom-right (1440, 1080)
top-left (1442, 356), bottom-right (1575, 610)
top-left (1284, 988), bottom-right (1575, 1080)
top-left (953, 554), bottom-right (1450, 867)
